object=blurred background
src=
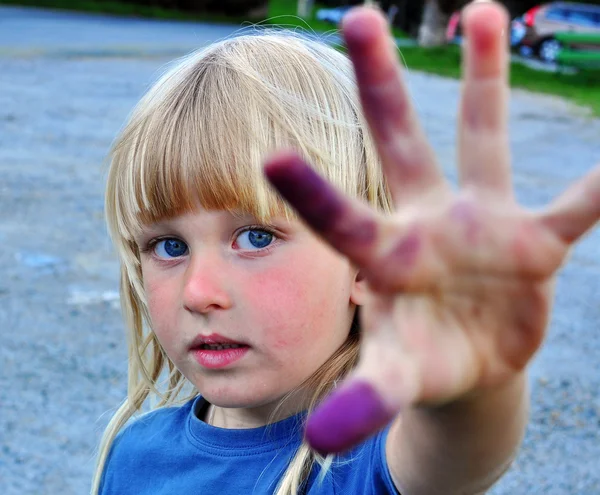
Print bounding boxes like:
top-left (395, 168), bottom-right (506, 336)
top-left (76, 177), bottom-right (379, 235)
top-left (1, 0), bottom-right (599, 494)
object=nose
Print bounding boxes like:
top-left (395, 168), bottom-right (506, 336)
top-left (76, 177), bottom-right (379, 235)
top-left (182, 250), bottom-right (233, 314)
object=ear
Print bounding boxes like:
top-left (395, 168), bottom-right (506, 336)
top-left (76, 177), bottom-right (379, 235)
top-left (350, 268), bottom-right (369, 306)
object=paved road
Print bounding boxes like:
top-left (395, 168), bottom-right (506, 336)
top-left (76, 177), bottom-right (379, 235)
top-left (1, 6), bottom-right (599, 495)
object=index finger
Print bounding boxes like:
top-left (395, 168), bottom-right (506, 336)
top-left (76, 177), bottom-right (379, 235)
top-left (264, 151), bottom-right (381, 267)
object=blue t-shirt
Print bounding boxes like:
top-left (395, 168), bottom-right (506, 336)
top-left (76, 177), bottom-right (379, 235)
top-left (99, 396), bottom-right (401, 494)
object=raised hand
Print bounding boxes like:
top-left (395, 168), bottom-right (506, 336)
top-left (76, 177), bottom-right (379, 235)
top-left (264, 1), bottom-right (600, 455)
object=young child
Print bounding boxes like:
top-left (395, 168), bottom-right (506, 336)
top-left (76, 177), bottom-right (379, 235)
top-left (93, 1), bottom-right (600, 494)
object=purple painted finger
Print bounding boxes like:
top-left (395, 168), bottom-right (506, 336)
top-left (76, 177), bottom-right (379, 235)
top-left (304, 381), bottom-right (395, 454)
top-left (341, 7), bottom-right (442, 204)
top-left (264, 152), bottom-right (379, 266)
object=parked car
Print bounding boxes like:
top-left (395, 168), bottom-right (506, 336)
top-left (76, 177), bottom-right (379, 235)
top-left (518, 2), bottom-right (600, 62)
top-left (315, 6), bottom-right (353, 24)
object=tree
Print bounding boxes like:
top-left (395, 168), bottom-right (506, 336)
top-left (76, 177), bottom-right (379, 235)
top-left (297, 0), bottom-right (315, 17)
top-left (418, 0), bottom-right (456, 46)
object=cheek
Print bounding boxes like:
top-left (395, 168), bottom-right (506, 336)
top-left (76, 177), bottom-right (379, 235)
top-left (143, 273), bottom-right (179, 342)
top-left (242, 255), bottom-right (350, 352)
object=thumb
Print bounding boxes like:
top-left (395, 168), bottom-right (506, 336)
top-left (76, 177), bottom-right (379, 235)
top-left (304, 340), bottom-right (420, 454)
top-left (304, 380), bottom-right (393, 455)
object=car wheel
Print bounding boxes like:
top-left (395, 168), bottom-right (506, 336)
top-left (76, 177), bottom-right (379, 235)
top-left (538, 38), bottom-right (562, 63)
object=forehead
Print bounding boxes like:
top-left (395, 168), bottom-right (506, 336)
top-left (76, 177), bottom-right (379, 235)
top-left (107, 34), bottom-right (371, 245)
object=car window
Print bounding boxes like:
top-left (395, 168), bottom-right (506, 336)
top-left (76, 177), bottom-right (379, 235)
top-left (545, 7), bottom-right (569, 22)
top-left (568, 9), bottom-right (597, 27)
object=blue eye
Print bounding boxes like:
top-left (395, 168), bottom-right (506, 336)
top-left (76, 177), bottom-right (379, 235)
top-left (154, 238), bottom-right (188, 259)
top-left (236, 229), bottom-right (274, 250)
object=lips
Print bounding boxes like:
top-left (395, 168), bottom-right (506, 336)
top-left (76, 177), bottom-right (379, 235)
top-left (190, 334), bottom-right (251, 369)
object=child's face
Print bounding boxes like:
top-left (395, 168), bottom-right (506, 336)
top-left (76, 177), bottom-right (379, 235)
top-left (136, 206), bottom-right (362, 411)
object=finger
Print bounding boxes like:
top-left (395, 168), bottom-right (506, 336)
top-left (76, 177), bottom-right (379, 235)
top-left (264, 151), bottom-right (381, 268)
top-left (342, 7), bottom-right (444, 206)
top-left (304, 380), bottom-right (397, 454)
top-left (539, 164), bottom-right (600, 244)
top-left (304, 331), bottom-right (418, 454)
top-left (305, 295), bottom-right (434, 454)
top-left (304, 291), bottom-right (485, 454)
top-left (458, 1), bottom-right (512, 197)
top-left (265, 152), bottom-right (445, 292)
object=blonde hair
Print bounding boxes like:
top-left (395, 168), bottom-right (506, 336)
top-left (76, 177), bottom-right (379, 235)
top-left (94, 30), bottom-right (393, 495)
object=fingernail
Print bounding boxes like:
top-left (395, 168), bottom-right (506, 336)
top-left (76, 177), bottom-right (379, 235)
top-left (304, 380), bottom-right (394, 454)
top-left (466, 0), bottom-right (493, 12)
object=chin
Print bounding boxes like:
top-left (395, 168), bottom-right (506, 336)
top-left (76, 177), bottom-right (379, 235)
top-left (197, 382), bottom-right (287, 409)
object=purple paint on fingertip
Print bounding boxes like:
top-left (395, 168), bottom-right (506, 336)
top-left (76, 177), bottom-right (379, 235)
top-left (264, 154), bottom-right (345, 234)
top-left (304, 381), bottom-right (395, 455)
top-left (263, 151), bottom-right (305, 185)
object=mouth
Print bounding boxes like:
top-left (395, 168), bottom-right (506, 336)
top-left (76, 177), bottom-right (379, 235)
top-left (197, 343), bottom-right (249, 351)
top-left (189, 333), bottom-right (250, 352)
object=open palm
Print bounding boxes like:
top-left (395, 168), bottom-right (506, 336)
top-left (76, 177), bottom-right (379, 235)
top-left (265, 2), bottom-right (600, 454)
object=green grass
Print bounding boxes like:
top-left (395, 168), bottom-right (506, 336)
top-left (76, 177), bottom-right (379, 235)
top-left (555, 32), bottom-right (600, 44)
top-left (397, 44), bottom-right (600, 117)
top-left (397, 45), bottom-right (463, 79)
top-left (557, 50), bottom-right (600, 70)
top-left (266, 0), bottom-right (343, 34)
top-left (267, 0), bottom-right (408, 40)
top-left (511, 64), bottom-right (600, 117)
top-left (0, 0), bottom-right (248, 24)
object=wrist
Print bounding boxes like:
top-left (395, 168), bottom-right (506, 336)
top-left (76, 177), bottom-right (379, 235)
top-left (434, 371), bottom-right (528, 414)
top-left (397, 372), bottom-right (529, 494)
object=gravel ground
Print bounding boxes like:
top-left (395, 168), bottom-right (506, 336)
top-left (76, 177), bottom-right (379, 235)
top-left (1, 6), bottom-right (599, 495)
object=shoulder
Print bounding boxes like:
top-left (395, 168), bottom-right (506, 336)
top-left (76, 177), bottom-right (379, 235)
top-left (112, 397), bottom-right (197, 453)
top-left (98, 397), bottom-right (200, 494)
top-left (103, 398), bottom-right (198, 471)
top-left (127, 399), bottom-right (194, 433)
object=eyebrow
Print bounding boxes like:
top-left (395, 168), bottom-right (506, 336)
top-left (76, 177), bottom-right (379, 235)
top-left (133, 219), bottom-right (179, 242)
top-left (135, 210), bottom-right (288, 239)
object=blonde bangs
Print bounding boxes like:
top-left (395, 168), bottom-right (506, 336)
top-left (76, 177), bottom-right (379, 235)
top-left (106, 31), bottom-right (387, 245)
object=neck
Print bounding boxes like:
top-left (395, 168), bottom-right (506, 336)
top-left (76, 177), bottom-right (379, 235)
top-left (205, 389), bottom-right (313, 429)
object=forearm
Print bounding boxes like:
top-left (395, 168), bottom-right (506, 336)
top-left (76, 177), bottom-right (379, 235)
top-left (388, 373), bottom-right (528, 495)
